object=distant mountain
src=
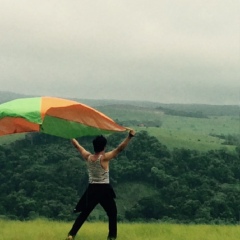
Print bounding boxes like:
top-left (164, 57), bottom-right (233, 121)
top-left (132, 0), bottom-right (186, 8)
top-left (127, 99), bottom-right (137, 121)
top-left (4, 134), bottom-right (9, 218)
top-left (0, 91), bottom-right (161, 108)
top-left (0, 91), bottom-right (238, 116)
top-left (0, 91), bottom-right (30, 103)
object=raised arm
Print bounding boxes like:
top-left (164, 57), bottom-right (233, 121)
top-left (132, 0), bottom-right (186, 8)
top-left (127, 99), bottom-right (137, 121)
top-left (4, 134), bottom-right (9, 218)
top-left (104, 129), bottom-right (135, 161)
top-left (71, 138), bottom-right (91, 160)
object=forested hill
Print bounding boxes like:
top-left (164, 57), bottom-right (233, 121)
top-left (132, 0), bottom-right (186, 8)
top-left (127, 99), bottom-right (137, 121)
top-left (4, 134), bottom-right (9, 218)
top-left (0, 131), bottom-right (239, 223)
top-left (0, 91), bottom-right (239, 223)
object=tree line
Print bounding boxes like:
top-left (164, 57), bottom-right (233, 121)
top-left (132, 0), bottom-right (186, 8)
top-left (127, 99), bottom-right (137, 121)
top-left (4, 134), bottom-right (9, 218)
top-left (0, 131), bottom-right (239, 223)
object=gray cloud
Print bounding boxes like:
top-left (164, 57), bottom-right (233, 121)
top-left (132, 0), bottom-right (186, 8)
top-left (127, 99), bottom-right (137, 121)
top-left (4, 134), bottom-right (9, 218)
top-left (0, 0), bottom-right (239, 104)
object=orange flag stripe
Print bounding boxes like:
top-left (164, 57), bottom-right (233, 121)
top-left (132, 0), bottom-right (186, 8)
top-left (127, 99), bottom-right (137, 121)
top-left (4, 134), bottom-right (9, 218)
top-left (0, 117), bottom-right (39, 136)
top-left (41, 97), bottom-right (126, 131)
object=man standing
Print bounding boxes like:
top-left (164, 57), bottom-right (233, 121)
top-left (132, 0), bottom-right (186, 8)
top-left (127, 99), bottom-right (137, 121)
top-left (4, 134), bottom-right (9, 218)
top-left (66, 129), bottom-right (135, 240)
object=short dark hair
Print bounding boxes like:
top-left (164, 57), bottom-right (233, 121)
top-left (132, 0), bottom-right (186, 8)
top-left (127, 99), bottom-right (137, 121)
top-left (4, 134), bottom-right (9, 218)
top-left (92, 135), bottom-right (107, 153)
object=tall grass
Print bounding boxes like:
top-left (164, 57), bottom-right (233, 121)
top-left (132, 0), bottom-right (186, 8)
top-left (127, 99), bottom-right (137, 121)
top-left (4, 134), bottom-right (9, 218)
top-left (0, 219), bottom-right (239, 240)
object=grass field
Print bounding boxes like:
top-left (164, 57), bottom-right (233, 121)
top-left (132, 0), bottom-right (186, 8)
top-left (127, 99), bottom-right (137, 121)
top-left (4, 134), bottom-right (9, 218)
top-left (98, 105), bottom-right (239, 151)
top-left (0, 219), bottom-right (240, 240)
top-left (134, 115), bottom-right (239, 151)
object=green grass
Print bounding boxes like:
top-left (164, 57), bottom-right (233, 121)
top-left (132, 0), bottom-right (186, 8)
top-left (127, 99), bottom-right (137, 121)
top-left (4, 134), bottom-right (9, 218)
top-left (116, 182), bottom-right (158, 215)
top-left (134, 115), bottom-right (239, 151)
top-left (160, 115), bottom-right (239, 136)
top-left (0, 219), bottom-right (240, 240)
top-left (0, 133), bottom-right (25, 145)
top-left (100, 105), bottom-right (239, 151)
top-left (145, 126), bottom-right (234, 151)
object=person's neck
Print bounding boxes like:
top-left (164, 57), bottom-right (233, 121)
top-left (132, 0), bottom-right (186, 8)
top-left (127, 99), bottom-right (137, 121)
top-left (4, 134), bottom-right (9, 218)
top-left (94, 150), bottom-right (105, 156)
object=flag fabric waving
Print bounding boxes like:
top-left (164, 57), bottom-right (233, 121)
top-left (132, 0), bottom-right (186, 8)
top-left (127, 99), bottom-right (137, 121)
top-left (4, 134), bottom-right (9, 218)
top-left (0, 97), bottom-right (127, 138)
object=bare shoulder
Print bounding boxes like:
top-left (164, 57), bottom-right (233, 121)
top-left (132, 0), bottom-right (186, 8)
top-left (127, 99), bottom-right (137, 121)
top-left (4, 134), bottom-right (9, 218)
top-left (103, 149), bottom-right (119, 162)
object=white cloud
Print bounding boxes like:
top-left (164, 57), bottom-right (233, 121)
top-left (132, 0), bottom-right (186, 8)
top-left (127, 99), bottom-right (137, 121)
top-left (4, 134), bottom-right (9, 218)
top-left (0, 0), bottom-right (239, 104)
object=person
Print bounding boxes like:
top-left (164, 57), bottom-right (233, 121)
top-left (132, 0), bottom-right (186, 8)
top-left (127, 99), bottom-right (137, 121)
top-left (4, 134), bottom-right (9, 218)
top-left (65, 129), bottom-right (135, 240)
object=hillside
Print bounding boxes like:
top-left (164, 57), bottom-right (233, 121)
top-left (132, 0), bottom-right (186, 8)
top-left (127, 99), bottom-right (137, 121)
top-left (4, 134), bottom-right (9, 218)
top-left (0, 91), bottom-right (239, 151)
top-left (0, 132), bottom-right (239, 224)
top-left (0, 92), bottom-right (239, 223)
top-left (95, 104), bottom-right (239, 151)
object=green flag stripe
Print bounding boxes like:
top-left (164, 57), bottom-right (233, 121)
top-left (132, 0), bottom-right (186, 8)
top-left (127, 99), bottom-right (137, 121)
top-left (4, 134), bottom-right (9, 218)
top-left (41, 115), bottom-right (115, 138)
top-left (0, 97), bottom-right (42, 123)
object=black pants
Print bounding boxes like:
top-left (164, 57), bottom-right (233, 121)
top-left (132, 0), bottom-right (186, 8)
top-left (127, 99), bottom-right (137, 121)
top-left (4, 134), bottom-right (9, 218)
top-left (69, 184), bottom-right (117, 238)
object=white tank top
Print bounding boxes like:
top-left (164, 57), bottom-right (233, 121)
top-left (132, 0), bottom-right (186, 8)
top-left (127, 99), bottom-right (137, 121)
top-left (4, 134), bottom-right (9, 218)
top-left (87, 155), bottom-right (109, 184)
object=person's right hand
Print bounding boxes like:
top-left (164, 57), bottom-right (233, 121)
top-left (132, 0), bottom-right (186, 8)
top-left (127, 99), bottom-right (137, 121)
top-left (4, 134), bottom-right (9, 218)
top-left (129, 129), bottom-right (136, 138)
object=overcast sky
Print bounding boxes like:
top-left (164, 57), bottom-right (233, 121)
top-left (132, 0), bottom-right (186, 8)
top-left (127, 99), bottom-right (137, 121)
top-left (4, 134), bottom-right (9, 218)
top-left (0, 0), bottom-right (239, 104)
